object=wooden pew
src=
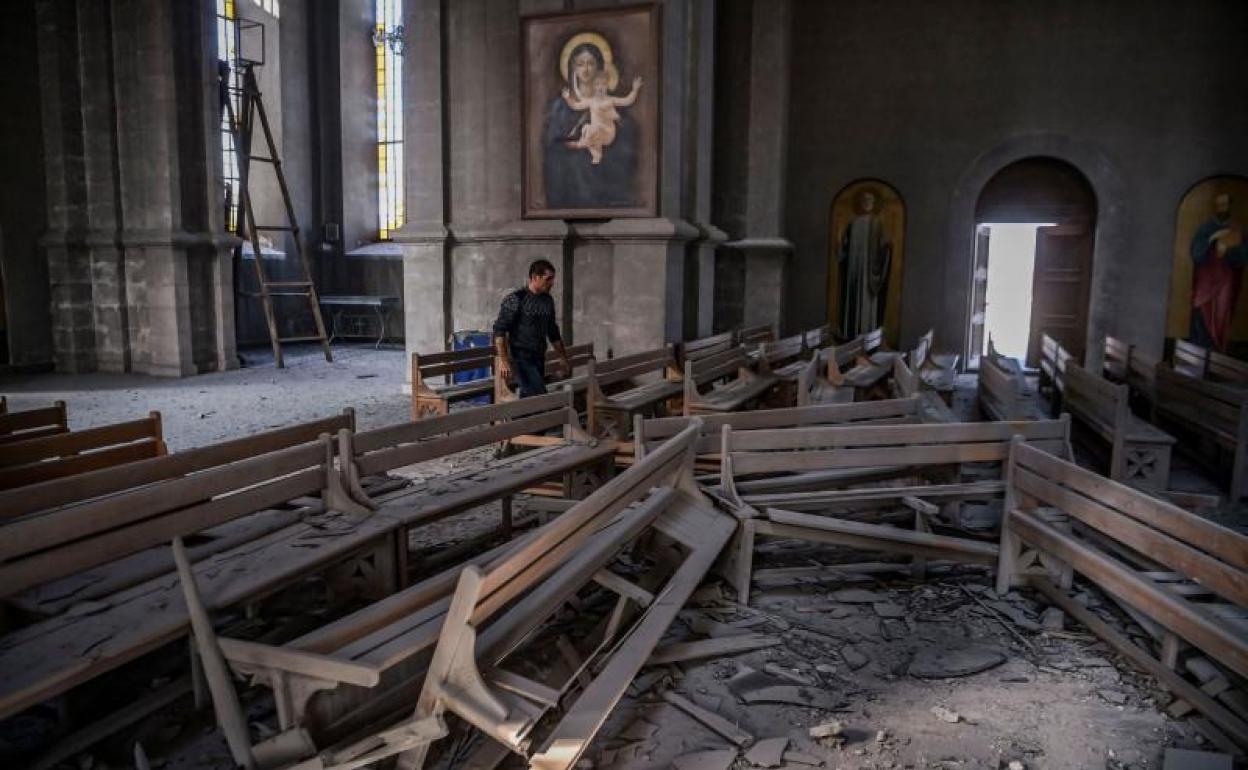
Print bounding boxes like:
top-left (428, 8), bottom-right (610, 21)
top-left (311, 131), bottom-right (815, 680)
top-left (637, 397), bottom-right (924, 473)
top-left (494, 342), bottom-right (596, 403)
top-left (795, 338), bottom-right (862, 406)
top-left (0, 400), bottom-right (67, 444)
top-left (757, 332), bottom-right (809, 407)
top-left (0, 410), bottom-right (359, 617)
top-left (996, 440), bottom-right (1248, 744)
top-left (1038, 333), bottom-right (1072, 416)
top-left (1173, 338), bottom-right (1248, 386)
top-left (911, 328), bottom-right (958, 402)
top-left (835, 327), bottom-right (902, 399)
top-left (1063, 363), bottom-right (1175, 491)
top-left (0, 412), bottom-right (167, 491)
top-left (738, 322), bottom-right (775, 350)
top-left (977, 344), bottom-right (1043, 421)
top-left (345, 391), bottom-right (618, 541)
top-left (893, 356), bottom-right (958, 423)
top-left (1153, 364), bottom-right (1248, 502)
top-left (1103, 335), bottom-right (1131, 383)
top-left (0, 421), bottom-right (395, 721)
top-left (718, 418), bottom-right (1073, 601)
top-left (178, 422), bottom-right (734, 770)
top-left (681, 345), bottom-right (778, 416)
top-left (411, 346), bottom-right (495, 419)
top-left (803, 323), bottom-right (834, 352)
top-left (584, 345), bottom-right (682, 439)
top-left (678, 330), bottom-right (736, 366)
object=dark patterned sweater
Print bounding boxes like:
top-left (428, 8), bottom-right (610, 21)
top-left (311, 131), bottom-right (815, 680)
top-left (492, 288), bottom-right (562, 355)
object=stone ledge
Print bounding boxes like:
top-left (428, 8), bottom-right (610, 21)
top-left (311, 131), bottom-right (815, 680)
top-left (571, 217), bottom-right (700, 244)
top-left (721, 237), bottom-right (794, 252)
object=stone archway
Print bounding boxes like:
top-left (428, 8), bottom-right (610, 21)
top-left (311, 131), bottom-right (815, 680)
top-left (943, 133), bottom-right (1128, 370)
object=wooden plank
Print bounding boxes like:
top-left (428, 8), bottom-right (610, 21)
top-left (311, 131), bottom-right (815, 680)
top-left (648, 634), bottom-right (780, 665)
top-left (356, 408), bottom-right (568, 476)
top-left (1008, 509), bottom-right (1248, 680)
top-left (755, 519), bottom-right (997, 566)
top-left (0, 468), bottom-right (325, 597)
top-left (766, 508), bottom-right (999, 561)
top-left (0, 414), bottom-right (160, 467)
top-left (593, 569), bottom-right (655, 607)
top-left (0, 440), bottom-right (164, 491)
top-left (0, 402), bottom-right (66, 437)
top-left (0, 441), bottom-right (325, 560)
top-left (659, 691), bottom-right (753, 747)
top-left (1033, 578), bottom-right (1248, 749)
top-left (745, 480), bottom-right (1004, 510)
top-left (733, 442), bottom-right (1018, 475)
top-left (356, 391), bottom-right (568, 453)
top-left (730, 419), bottom-right (1068, 452)
top-left (218, 637), bottom-right (381, 688)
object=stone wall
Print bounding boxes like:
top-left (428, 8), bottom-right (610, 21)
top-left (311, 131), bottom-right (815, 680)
top-left (782, 0), bottom-right (1248, 362)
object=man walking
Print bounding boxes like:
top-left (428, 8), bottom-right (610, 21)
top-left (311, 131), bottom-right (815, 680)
top-left (493, 259), bottom-right (571, 397)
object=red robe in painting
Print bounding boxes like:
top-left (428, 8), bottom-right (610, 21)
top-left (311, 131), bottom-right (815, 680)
top-left (1190, 216), bottom-right (1247, 352)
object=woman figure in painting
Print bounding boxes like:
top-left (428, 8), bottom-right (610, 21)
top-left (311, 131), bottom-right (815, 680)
top-left (1189, 192), bottom-right (1248, 352)
top-left (543, 34), bottom-right (640, 209)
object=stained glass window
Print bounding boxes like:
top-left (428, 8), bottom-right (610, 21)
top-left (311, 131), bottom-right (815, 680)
top-left (216, 0), bottom-right (242, 233)
top-left (375, 0), bottom-right (404, 240)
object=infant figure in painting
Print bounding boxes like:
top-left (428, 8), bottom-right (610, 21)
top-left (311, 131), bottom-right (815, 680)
top-left (561, 73), bottom-right (643, 165)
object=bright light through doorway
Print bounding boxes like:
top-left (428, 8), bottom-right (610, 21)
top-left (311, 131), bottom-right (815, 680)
top-left (981, 223), bottom-right (1055, 361)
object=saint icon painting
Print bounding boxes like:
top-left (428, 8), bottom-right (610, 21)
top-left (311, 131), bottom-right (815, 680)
top-left (522, 6), bottom-right (659, 219)
top-left (1167, 176), bottom-right (1248, 355)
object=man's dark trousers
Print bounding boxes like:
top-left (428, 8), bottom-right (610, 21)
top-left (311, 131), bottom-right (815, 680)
top-left (512, 349), bottom-right (547, 398)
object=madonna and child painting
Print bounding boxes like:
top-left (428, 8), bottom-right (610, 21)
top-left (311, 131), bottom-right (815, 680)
top-left (523, 6), bottom-right (659, 219)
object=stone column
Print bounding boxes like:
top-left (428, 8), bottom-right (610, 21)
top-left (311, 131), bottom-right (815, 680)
top-left (37, 0), bottom-right (95, 372)
top-left (395, 0), bottom-right (449, 388)
top-left (689, 0), bottom-right (723, 338)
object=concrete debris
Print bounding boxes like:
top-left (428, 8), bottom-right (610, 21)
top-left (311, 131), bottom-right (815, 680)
top-left (830, 589), bottom-right (888, 604)
top-left (744, 736), bottom-right (789, 767)
top-left (672, 749), bottom-right (738, 770)
top-left (808, 720), bottom-right (844, 739)
top-left (930, 705), bottom-right (961, 723)
top-left (840, 645), bottom-right (870, 670)
top-left (908, 645), bottom-right (1006, 679)
top-left (1162, 748), bottom-right (1232, 770)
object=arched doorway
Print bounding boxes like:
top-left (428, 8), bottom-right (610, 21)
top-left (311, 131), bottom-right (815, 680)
top-left (968, 158), bottom-right (1097, 368)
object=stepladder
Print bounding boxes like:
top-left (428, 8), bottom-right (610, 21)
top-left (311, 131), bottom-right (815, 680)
top-left (225, 63), bottom-right (332, 368)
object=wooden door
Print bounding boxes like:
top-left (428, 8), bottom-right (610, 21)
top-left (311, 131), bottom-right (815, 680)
top-left (968, 225), bottom-right (990, 363)
top-left (1026, 223), bottom-right (1092, 367)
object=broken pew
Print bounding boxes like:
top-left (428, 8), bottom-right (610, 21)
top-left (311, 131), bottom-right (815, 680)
top-left (892, 355), bottom-right (958, 423)
top-left (977, 342), bottom-right (1043, 421)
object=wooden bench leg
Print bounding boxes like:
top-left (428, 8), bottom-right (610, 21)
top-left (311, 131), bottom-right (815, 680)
top-left (718, 517), bottom-right (756, 605)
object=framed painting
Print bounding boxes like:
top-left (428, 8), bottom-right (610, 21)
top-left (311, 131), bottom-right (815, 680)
top-left (827, 179), bottom-right (905, 347)
top-left (1166, 176), bottom-right (1248, 356)
top-left (521, 5), bottom-right (660, 219)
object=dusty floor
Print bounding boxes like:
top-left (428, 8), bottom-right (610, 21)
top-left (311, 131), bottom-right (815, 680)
top-left (1, 346), bottom-right (1244, 769)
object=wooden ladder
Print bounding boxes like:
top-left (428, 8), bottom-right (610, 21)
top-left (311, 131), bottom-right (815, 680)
top-left (225, 63), bottom-right (332, 368)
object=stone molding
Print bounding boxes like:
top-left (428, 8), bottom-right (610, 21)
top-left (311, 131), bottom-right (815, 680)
top-left (721, 236), bottom-right (794, 253)
top-left (571, 217), bottom-right (700, 245)
top-left (41, 228), bottom-right (241, 250)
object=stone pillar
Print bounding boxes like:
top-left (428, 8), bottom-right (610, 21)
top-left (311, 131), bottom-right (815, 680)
top-left (689, 0), bottom-right (722, 338)
top-left (714, 0), bottom-right (794, 334)
top-left (37, 0), bottom-right (95, 373)
top-left (396, 0), bottom-right (449, 388)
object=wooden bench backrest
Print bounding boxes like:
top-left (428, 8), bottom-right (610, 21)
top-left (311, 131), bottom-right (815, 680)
top-left (1173, 339), bottom-right (1209, 378)
top-left (1155, 364), bottom-right (1247, 444)
top-left (1040, 333), bottom-right (1071, 393)
top-left (892, 356), bottom-right (919, 398)
top-left (554, 342), bottom-right (595, 374)
top-left (413, 347), bottom-right (494, 382)
top-left (353, 391), bottom-right (577, 477)
top-left (1209, 350), bottom-right (1248, 385)
top-left (911, 329), bottom-right (935, 371)
top-left (0, 410), bottom-right (355, 520)
top-left (1103, 336), bottom-right (1131, 382)
top-left (725, 418), bottom-right (1072, 479)
top-left (0, 401), bottom-right (68, 444)
top-left (685, 345), bottom-right (751, 389)
top-left (863, 327), bottom-right (884, 354)
top-left (0, 412), bottom-right (167, 491)
top-left (978, 350), bottom-right (1030, 420)
top-left (0, 432), bottom-right (339, 598)
top-left (639, 397), bottom-right (923, 456)
top-left (679, 330), bottom-right (735, 364)
top-left (1006, 440), bottom-right (1248, 658)
top-left (738, 323), bottom-right (775, 347)
top-left (760, 333), bottom-right (805, 368)
top-left (587, 345), bottom-right (674, 391)
top-left (1063, 362), bottom-right (1129, 435)
top-left (803, 324), bottom-right (834, 351)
